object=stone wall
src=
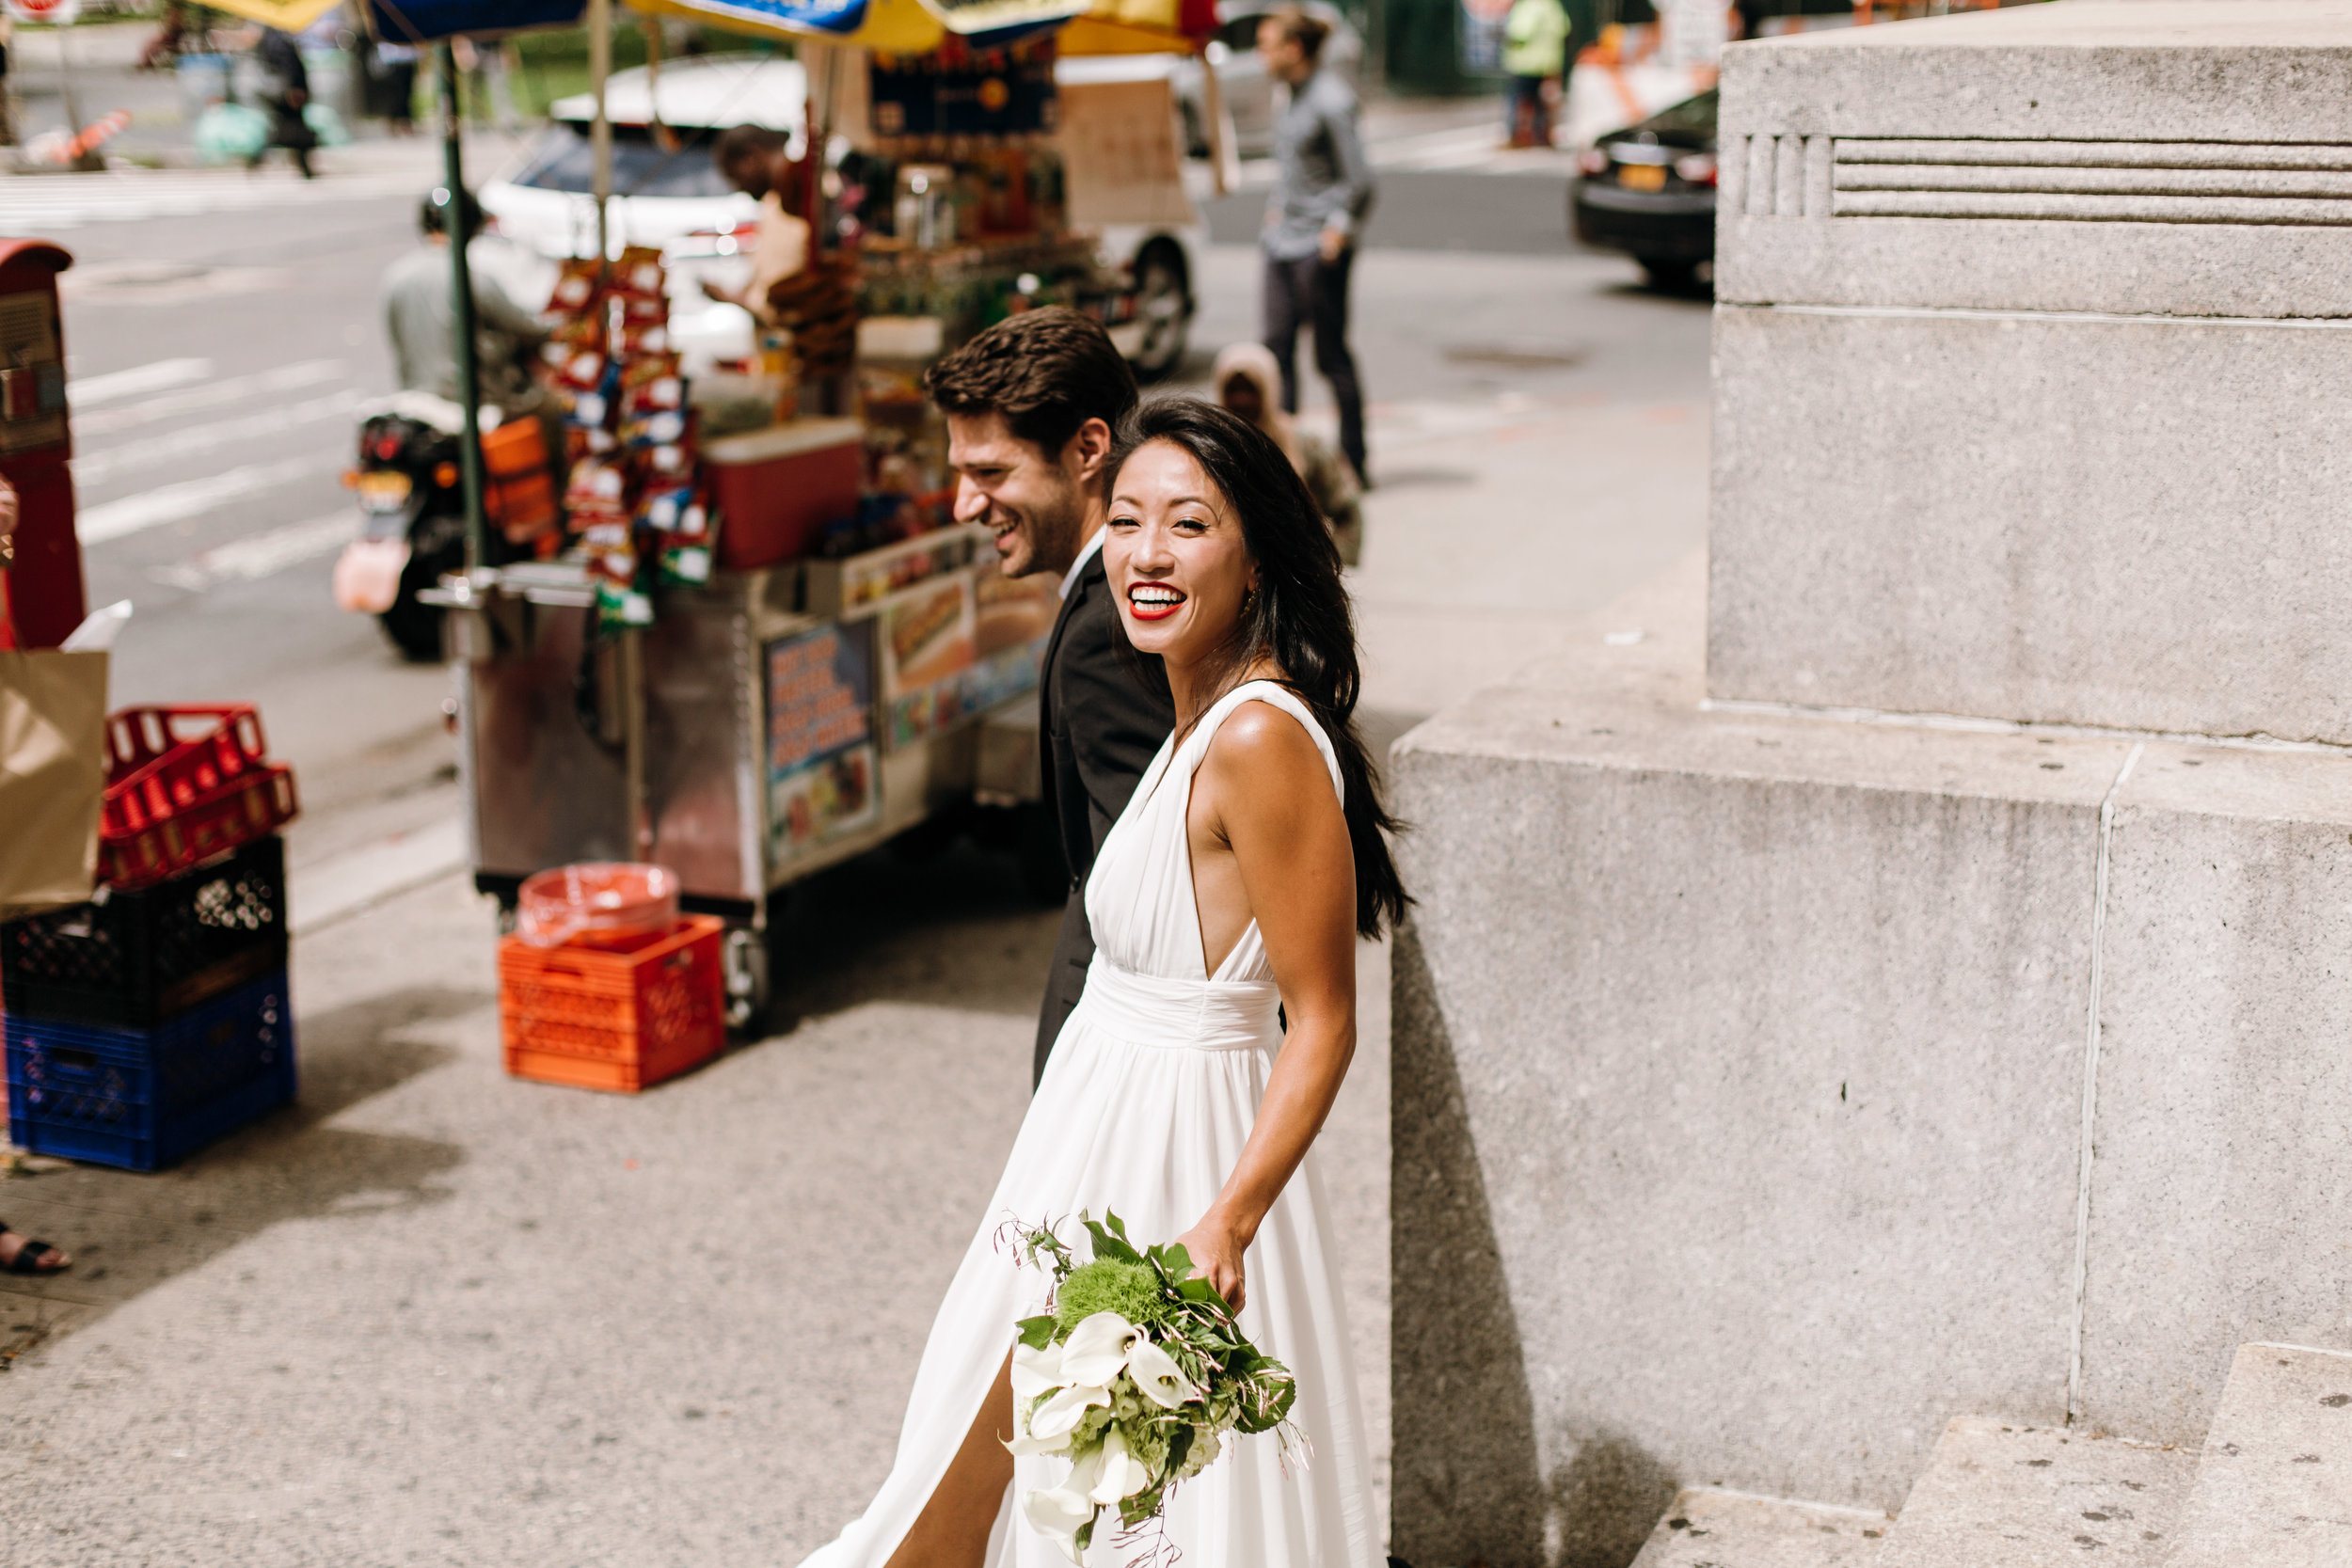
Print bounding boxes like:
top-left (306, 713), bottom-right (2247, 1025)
top-left (1392, 6), bottom-right (2352, 1562)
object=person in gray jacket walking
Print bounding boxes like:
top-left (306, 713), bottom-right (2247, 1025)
top-left (1257, 6), bottom-right (1375, 486)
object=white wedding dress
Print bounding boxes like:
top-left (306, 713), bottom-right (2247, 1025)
top-left (802, 680), bottom-right (1382, 1568)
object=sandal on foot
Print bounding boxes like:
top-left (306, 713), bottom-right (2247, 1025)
top-left (1, 1237), bottom-right (68, 1275)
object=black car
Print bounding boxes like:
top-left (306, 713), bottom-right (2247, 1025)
top-left (1570, 89), bottom-right (1719, 292)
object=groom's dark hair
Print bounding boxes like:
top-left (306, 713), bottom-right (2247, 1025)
top-left (924, 309), bottom-right (1140, 469)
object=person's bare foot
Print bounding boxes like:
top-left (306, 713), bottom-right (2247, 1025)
top-left (0, 1227), bottom-right (69, 1275)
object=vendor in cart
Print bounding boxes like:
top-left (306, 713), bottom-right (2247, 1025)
top-left (705, 126), bottom-right (811, 318)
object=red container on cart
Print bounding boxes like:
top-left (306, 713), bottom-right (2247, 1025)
top-left (499, 914), bottom-right (725, 1093)
top-left (703, 417), bottom-right (864, 570)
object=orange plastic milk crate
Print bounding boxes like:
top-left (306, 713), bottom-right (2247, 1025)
top-left (498, 912), bottom-right (727, 1094)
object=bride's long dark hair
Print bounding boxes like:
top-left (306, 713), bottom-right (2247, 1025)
top-left (1107, 397), bottom-right (1410, 939)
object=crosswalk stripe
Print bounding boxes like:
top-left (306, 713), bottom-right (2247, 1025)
top-left (147, 512), bottom-right (352, 594)
top-left (77, 455), bottom-right (331, 546)
top-left (73, 359), bottom-right (347, 438)
top-left (0, 169), bottom-right (434, 231)
top-left (74, 388), bottom-right (366, 489)
top-left (70, 357), bottom-right (214, 409)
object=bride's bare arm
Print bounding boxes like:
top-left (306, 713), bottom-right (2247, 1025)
top-left (1174, 702), bottom-right (1359, 1312)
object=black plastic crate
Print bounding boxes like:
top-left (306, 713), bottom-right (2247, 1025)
top-left (1, 835), bottom-right (285, 1028)
top-left (5, 972), bottom-right (296, 1172)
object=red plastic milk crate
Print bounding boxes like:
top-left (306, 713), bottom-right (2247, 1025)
top-left (97, 705), bottom-right (298, 889)
top-left (498, 915), bottom-right (726, 1093)
top-left (102, 705), bottom-right (267, 836)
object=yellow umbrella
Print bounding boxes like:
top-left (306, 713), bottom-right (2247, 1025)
top-left (195, 0), bottom-right (344, 31)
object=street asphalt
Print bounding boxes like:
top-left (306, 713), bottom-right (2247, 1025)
top-left (0, 115), bottom-right (1709, 1563)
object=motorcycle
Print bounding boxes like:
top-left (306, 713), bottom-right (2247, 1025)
top-left (331, 392), bottom-right (554, 662)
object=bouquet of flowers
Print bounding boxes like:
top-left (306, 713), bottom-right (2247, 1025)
top-left (1002, 1211), bottom-right (1303, 1564)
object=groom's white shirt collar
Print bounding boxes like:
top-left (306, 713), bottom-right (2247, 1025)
top-left (1059, 527), bottom-right (1106, 602)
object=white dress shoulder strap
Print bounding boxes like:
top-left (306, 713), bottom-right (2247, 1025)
top-left (1182, 680), bottom-right (1344, 806)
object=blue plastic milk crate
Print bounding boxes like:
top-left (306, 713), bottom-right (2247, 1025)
top-left (5, 972), bottom-right (296, 1171)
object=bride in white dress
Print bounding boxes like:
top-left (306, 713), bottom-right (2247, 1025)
top-left (802, 398), bottom-right (1409, 1568)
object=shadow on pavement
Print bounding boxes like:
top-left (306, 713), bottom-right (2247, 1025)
top-left (767, 840), bottom-right (1064, 1029)
top-left (0, 986), bottom-right (480, 1352)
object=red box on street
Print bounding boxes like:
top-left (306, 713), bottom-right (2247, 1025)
top-left (499, 914), bottom-right (726, 1094)
top-left (703, 417), bottom-right (864, 570)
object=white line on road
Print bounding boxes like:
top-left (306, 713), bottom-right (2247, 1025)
top-left (74, 388), bottom-right (365, 488)
top-left (146, 511), bottom-right (352, 594)
top-left (77, 456), bottom-right (331, 546)
top-left (70, 357), bottom-right (213, 409)
top-left (73, 359), bottom-right (347, 438)
top-left (0, 169), bottom-right (443, 232)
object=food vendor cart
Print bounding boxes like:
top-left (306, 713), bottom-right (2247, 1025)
top-left (411, 0), bottom-right (1213, 1031)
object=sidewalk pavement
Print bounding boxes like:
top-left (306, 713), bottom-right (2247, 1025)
top-left (0, 246), bottom-right (1708, 1564)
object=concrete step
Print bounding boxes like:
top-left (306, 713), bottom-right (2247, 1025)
top-left (1630, 1487), bottom-right (1890, 1567)
top-left (2164, 1342), bottom-right (2352, 1568)
top-left (1873, 1417), bottom-right (2197, 1568)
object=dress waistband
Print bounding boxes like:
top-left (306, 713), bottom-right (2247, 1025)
top-left (1073, 957), bottom-right (1280, 1053)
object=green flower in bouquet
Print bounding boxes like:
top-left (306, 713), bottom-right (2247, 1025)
top-left (1002, 1212), bottom-right (1302, 1565)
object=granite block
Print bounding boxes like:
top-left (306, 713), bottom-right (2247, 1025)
top-left (1391, 598), bottom-right (2123, 1531)
top-left (1393, 560), bottom-right (2352, 1552)
top-left (1722, 3), bottom-right (2352, 145)
top-left (1708, 304), bottom-right (2352, 742)
top-left (2165, 1342), bottom-right (2352, 1568)
top-left (2076, 756), bottom-right (2352, 1439)
top-left (1873, 1417), bottom-right (2197, 1568)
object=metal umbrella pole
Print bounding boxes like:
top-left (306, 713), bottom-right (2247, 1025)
top-left (437, 39), bottom-right (490, 574)
top-left (589, 0), bottom-right (612, 259)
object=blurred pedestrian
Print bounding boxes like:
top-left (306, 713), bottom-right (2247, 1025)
top-left (381, 189), bottom-right (550, 423)
top-left (373, 41), bottom-right (419, 135)
top-left (0, 1219), bottom-right (69, 1275)
top-left (1213, 341), bottom-right (1362, 566)
top-left (252, 27), bottom-right (317, 178)
top-left (1502, 0), bottom-right (1571, 149)
top-left (1256, 6), bottom-right (1375, 488)
top-left (704, 126), bottom-right (810, 321)
top-left (0, 16), bottom-right (15, 148)
top-left (138, 1), bottom-right (198, 71)
top-left (923, 309), bottom-right (1173, 1088)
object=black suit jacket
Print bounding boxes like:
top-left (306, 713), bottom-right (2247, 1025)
top-left (1033, 546), bottom-right (1174, 1085)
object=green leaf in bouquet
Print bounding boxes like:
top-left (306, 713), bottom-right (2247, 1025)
top-left (1073, 1517), bottom-right (1094, 1555)
top-left (1016, 1314), bottom-right (1059, 1351)
top-left (1083, 1212), bottom-right (1144, 1266)
top-left (1174, 1275), bottom-right (1223, 1306)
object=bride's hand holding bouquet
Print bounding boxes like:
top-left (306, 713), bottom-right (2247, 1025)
top-left (1001, 1212), bottom-right (1301, 1564)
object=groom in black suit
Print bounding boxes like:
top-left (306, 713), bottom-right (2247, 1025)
top-left (925, 310), bottom-right (1176, 1086)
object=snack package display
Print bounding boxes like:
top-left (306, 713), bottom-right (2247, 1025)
top-left (540, 250), bottom-right (693, 623)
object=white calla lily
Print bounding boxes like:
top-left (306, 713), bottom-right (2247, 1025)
top-left (1058, 1311), bottom-right (1140, 1388)
top-left (1026, 1381), bottom-right (1112, 1443)
top-left (1089, 1425), bottom-right (1154, 1504)
top-left (1021, 1483), bottom-right (1096, 1566)
top-left (1123, 1335), bottom-right (1197, 1410)
top-left (1010, 1338), bottom-right (1066, 1402)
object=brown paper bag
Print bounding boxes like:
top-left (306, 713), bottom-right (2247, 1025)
top-left (0, 649), bottom-right (107, 914)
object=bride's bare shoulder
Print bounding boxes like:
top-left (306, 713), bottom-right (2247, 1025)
top-left (1200, 697), bottom-right (1331, 803)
